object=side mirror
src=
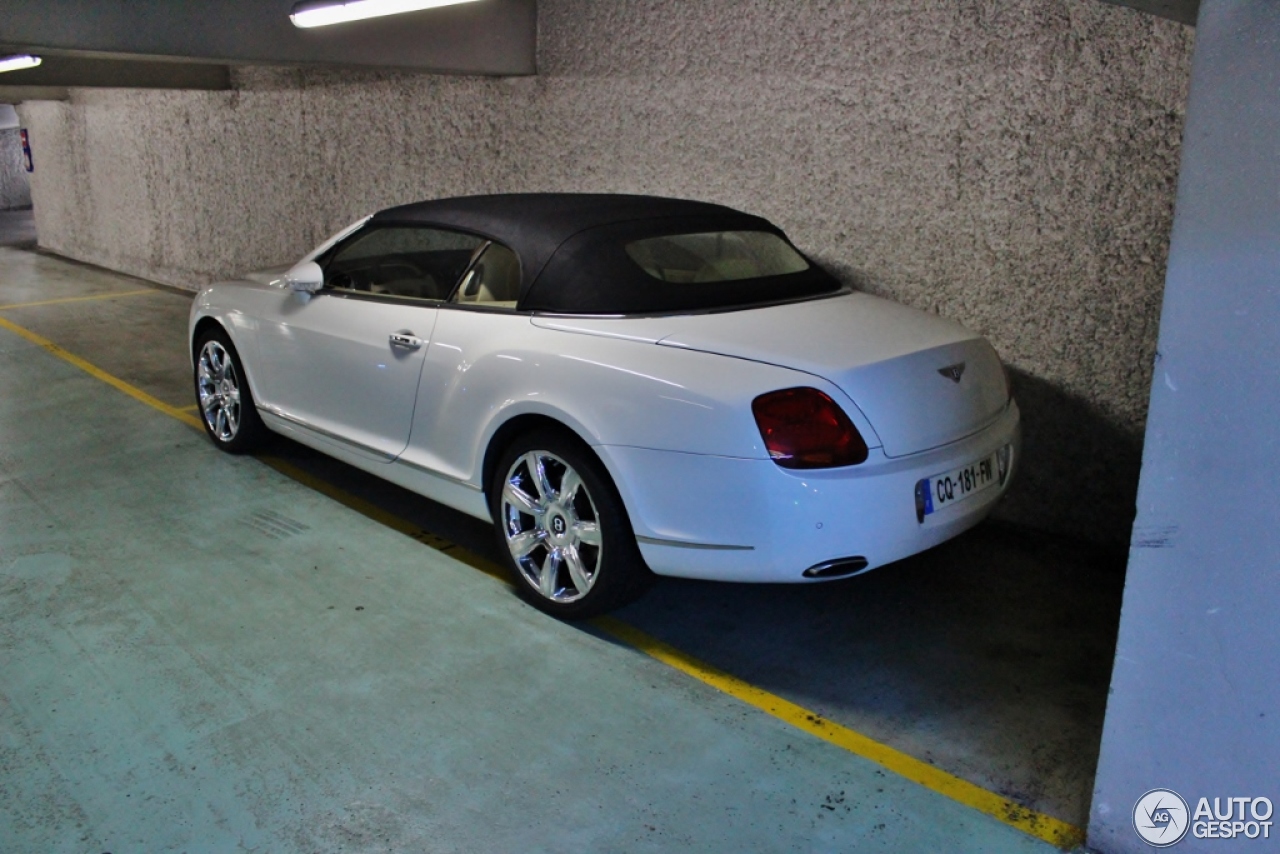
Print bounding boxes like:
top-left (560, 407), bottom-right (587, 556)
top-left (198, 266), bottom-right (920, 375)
top-left (283, 260), bottom-right (324, 293)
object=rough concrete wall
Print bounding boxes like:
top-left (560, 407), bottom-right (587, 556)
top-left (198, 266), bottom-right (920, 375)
top-left (0, 128), bottom-right (33, 210)
top-left (16, 0), bottom-right (1194, 543)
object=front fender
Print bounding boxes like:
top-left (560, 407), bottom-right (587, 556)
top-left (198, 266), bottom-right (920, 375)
top-left (188, 281), bottom-right (269, 405)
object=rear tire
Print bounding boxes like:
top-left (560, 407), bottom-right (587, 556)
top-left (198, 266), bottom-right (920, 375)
top-left (490, 429), bottom-right (652, 619)
top-left (193, 327), bottom-right (267, 453)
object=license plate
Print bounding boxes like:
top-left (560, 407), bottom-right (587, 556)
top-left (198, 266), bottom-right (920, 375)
top-left (918, 452), bottom-right (999, 517)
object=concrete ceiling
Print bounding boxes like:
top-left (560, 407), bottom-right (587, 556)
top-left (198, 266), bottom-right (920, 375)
top-left (0, 0), bottom-right (1194, 104)
top-left (0, 0), bottom-right (535, 102)
top-left (0, 54), bottom-right (230, 94)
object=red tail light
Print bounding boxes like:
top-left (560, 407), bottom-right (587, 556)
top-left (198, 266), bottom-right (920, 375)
top-left (751, 387), bottom-right (868, 469)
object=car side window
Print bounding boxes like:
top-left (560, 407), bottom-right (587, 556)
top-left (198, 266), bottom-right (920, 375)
top-left (624, 231), bottom-right (810, 284)
top-left (324, 226), bottom-right (488, 301)
top-left (450, 243), bottom-right (521, 308)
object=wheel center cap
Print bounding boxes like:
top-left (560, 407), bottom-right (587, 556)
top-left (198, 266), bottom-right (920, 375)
top-left (547, 510), bottom-right (569, 543)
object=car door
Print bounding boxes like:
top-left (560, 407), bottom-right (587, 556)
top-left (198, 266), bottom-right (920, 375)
top-left (401, 241), bottom-right (525, 479)
top-left (254, 224), bottom-right (487, 459)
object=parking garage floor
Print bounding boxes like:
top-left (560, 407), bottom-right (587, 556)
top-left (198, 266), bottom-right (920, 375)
top-left (0, 244), bottom-right (1123, 852)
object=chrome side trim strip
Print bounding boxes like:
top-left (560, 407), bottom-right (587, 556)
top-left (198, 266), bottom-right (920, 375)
top-left (257, 405), bottom-right (395, 462)
top-left (393, 455), bottom-right (485, 493)
top-left (258, 405), bottom-right (485, 493)
top-left (636, 535), bottom-right (754, 552)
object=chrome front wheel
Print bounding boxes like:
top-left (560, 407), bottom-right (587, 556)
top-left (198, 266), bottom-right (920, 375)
top-left (192, 328), bottom-right (266, 453)
top-left (197, 340), bottom-right (243, 443)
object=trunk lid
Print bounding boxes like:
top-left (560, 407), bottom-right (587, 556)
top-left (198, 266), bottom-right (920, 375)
top-left (531, 293), bottom-right (1010, 458)
top-left (653, 293), bottom-right (1009, 457)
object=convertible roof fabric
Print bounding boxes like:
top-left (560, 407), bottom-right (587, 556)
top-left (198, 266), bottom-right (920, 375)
top-left (370, 193), bottom-right (841, 314)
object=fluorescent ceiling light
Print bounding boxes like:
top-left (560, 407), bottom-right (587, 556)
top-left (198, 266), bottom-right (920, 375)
top-left (0, 55), bottom-right (42, 74)
top-left (290, 0), bottom-right (483, 29)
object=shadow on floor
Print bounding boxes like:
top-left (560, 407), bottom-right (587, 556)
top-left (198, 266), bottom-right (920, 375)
top-left (263, 432), bottom-right (1126, 828)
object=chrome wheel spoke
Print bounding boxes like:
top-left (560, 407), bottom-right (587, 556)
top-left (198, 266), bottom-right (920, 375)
top-left (559, 468), bottom-right (582, 504)
top-left (503, 482), bottom-right (540, 515)
top-left (573, 520), bottom-right (601, 547)
top-left (527, 452), bottom-right (555, 502)
top-left (564, 545), bottom-right (592, 594)
top-left (539, 549), bottom-right (561, 597)
top-left (509, 530), bottom-right (542, 560)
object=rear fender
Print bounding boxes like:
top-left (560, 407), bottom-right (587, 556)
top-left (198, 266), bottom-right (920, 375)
top-left (401, 312), bottom-right (881, 492)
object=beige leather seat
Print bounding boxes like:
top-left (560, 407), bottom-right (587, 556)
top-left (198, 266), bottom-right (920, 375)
top-left (457, 246), bottom-right (521, 307)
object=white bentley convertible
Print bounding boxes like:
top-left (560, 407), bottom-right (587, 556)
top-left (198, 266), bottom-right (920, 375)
top-left (190, 194), bottom-right (1020, 618)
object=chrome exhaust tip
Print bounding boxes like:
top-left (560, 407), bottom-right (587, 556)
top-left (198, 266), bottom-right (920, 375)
top-left (802, 557), bottom-right (869, 579)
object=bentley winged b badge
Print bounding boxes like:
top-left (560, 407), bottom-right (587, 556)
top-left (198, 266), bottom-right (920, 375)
top-left (938, 362), bottom-right (966, 383)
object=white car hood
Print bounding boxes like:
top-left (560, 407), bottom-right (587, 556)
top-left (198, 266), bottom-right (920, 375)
top-left (534, 292), bottom-right (1010, 457)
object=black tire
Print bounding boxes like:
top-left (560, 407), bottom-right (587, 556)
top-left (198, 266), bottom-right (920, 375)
top-left (490, 428), bottom-right (653, 619)
top-left (193, 326), bottom-right (268, 453)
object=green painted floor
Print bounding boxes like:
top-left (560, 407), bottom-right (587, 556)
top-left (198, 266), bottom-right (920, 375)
top-left (0, 247), bottom-right (1105, 852)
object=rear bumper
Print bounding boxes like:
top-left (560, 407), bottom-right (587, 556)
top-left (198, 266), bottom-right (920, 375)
top-left (598, 400), bottom-right (1021, 583)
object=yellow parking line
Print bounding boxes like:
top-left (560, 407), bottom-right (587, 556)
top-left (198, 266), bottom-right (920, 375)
top-left (594, 616), bottom-right (1085, 848)
top-left (0, 311), bottom-right (1085, 850)
top-left (0, 288), bottom-right (160, 311)
top-left (0, 315), bottom-right (202, 429)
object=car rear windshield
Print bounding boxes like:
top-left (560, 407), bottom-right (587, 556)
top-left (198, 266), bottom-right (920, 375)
top-left (522, 216), bottom-right (843, 315)
top-left (624, 231), bottom-right (810, 283)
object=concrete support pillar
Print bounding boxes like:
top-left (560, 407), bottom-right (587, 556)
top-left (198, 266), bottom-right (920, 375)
top-left (1089, 2), bottom-right (1280, 851)
top-left (0, 106), bottom-right (32, 211)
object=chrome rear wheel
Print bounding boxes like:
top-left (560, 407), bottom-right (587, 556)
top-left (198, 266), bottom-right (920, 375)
top-left (500, 450), bottom-right (603, 603)
top-left (491, 430), bottom-right (652, 619)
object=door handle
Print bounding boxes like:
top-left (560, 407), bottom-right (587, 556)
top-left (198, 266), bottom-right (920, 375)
top-left (389, 332), bottom-right (424, 350)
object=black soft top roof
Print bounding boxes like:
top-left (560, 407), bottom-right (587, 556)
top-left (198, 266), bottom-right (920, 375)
top-left (370, 193), bottom-right (841, 314)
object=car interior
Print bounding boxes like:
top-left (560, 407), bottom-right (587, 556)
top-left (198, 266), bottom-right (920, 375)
top-left (323, 226), bottom-right (521, 308)
top-left (326, 247), bottom-right (475, 300)
top-left (452, 244), bottom-right (521, 307)
top-left (624, 231), bottom-right (808, 284)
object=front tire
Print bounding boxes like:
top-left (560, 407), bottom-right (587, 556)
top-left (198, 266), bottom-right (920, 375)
top-left (194, 327), bottom-right (267, 453)
top-left (491, 429), bottom-right (652, 619)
